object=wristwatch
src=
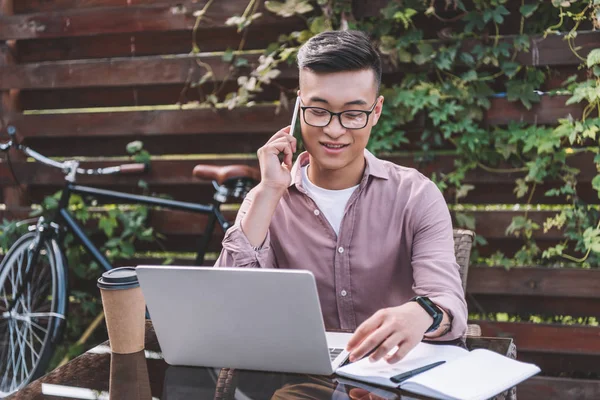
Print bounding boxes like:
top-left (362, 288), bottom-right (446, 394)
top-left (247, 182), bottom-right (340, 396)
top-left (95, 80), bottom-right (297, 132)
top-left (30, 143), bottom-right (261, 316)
top-left (411, 296), bottom-right (443, 333)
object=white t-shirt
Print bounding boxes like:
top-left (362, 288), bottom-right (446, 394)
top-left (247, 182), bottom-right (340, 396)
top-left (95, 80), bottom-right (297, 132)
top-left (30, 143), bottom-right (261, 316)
top-left (301, 165), bottom-right (359, 235)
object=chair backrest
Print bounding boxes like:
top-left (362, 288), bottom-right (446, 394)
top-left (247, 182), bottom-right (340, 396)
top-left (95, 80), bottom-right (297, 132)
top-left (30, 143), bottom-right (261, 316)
top-left (453, 229), bottom-right (475, 293)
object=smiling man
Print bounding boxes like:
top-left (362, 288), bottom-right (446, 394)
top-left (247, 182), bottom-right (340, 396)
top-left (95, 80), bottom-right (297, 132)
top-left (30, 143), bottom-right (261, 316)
top-left (215, 30), bottom-right (467, 364)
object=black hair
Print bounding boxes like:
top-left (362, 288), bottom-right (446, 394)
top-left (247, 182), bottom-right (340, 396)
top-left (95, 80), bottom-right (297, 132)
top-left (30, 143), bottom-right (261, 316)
top-left (296, 30), bottom-right (382, 93)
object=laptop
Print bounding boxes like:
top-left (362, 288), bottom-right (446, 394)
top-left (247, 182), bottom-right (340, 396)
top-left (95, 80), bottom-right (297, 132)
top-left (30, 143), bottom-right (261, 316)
top-left (136, 266), bottom-right (351, 375)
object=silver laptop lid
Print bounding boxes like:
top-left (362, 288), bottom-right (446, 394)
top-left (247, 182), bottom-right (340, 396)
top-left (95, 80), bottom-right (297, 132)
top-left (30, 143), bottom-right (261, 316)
top-left (136, 266), bottom-right (336, 375)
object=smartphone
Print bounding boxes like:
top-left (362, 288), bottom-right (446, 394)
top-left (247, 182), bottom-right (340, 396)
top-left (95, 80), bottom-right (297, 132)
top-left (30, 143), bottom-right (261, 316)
top-left (289, 96), bottom-right (301, 137)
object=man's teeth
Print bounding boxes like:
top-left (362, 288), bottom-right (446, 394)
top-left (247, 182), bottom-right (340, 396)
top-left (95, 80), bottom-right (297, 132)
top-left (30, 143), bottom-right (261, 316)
top-left (323, 144), bottom-right (346, 148)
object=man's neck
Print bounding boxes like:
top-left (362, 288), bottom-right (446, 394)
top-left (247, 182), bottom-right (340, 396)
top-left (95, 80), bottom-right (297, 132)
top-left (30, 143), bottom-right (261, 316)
top-left (307, 155), bottom-right (365, 190)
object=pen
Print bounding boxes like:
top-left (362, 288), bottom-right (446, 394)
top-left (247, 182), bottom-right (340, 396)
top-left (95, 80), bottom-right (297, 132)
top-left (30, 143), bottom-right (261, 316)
top-left (390, 360), bottom-right (446, 384)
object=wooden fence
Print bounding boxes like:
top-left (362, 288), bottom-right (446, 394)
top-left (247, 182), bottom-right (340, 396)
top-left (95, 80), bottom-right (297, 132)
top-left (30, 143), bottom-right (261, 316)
top-left (1, 1), bottom-right (600, 397)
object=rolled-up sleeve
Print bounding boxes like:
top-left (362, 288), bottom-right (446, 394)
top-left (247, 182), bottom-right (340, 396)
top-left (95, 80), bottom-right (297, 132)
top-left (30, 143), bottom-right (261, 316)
top-left (410, 181), bottom-right (467, 340)
top-left (213, 188), bottom-right (277, 269)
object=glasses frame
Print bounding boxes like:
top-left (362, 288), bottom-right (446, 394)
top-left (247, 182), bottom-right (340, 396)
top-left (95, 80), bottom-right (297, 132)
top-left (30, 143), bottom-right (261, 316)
top-left (299, 99), bottom-right (378, 130)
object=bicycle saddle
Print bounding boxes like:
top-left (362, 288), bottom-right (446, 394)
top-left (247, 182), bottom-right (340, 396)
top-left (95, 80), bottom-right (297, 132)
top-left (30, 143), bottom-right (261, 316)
top-left (193, 164), bottom-right (261, 186)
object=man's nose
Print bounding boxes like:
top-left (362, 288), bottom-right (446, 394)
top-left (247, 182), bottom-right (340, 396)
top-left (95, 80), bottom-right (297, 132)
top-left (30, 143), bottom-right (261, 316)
top-left (323, 115), bottom-right (347, 139)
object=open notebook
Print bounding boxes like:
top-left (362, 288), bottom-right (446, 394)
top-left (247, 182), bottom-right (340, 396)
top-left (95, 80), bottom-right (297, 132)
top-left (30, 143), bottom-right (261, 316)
top-left (336, 342), bottom-right (540, 400)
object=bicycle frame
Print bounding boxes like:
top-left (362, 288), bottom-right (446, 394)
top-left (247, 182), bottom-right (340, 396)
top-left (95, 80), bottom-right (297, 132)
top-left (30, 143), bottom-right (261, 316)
top-left (56, 183), bottom-right (231, 271)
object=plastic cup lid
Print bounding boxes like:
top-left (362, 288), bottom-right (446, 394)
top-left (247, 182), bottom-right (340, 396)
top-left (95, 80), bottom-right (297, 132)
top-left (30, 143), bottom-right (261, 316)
top-left (97, 267), bottom-right (139, 290)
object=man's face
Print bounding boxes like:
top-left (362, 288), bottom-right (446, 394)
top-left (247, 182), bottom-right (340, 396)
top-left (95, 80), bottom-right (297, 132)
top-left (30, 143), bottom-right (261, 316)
top-left (298, 68), bottom-right (384, 173)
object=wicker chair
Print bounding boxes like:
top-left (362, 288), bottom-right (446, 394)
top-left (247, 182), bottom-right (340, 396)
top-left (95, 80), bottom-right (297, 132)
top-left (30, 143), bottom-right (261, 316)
top-left (453, 228), bottom-right (482, 337)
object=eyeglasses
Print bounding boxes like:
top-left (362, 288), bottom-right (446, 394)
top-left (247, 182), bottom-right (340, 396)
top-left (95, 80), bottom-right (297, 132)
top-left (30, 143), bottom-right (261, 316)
top-left (299, 99), bottom-right (378, 130)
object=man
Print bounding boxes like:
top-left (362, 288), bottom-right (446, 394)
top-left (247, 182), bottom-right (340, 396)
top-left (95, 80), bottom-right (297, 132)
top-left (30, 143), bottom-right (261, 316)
top-left (214, 30), bottom-right (467, 364)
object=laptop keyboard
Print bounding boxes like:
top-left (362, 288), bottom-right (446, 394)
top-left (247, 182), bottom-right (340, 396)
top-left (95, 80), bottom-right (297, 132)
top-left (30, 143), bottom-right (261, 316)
top-left (329, 347), bottom-right (344, 361)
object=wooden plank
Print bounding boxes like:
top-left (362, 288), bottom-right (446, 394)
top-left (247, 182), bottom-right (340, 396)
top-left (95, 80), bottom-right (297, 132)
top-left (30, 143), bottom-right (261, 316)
top-left (9, 105), bottom-right (292, 137)
top-left (9, 180), bottom-right (600, 207)
top-left (16, 24), bottom-right (301, 62)
top-left (518, 351), bottom-right (600, 380)
top-left (485, 96), bottom-right (586, 126)
top-left (6, 96), bottom-right (586, 139)
top-left (20, 134), bottom-right (271, 157)
top-left (468, 294), bottom-right (600, 319)
top-left (468, 267), bottom-right (600, 299)
top-left (518, 376), bottom-right (600, 399)
top-left (15, 0), bottom-right (211, 13)
top-left (473, 321), bottom-right (600, 354)
top-left (2, 31), bottom-right (599, 88)
top-left (0, 153), bottom-right (594, 187)
top-left (0, 52), bottom-right (299, 90)
top-left (0, 0), bottom-right (290, 40)
top-left (17, 79), bottom-right (297, 110)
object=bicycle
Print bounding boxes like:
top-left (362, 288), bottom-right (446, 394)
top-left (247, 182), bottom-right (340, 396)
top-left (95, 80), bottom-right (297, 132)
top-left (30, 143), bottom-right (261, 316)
top-left (0, 125), bottom-right (260, 396)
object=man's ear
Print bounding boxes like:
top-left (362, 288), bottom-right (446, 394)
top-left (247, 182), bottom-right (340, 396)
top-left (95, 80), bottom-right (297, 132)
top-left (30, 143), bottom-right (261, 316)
top-left (297, 89), bottom-right (300, 96)
top-left (371, 96), bottom-right (385, 126)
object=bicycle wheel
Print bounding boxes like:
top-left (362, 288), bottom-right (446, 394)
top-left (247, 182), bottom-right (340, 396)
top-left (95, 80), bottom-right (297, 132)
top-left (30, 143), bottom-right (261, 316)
top-left (0, 232), bottom-right (68, 396)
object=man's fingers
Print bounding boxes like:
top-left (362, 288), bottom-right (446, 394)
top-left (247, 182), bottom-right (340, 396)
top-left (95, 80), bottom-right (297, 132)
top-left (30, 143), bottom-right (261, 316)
top-left (262, 137), bottom-right (294, 169)
top-left (266, 126), bottom-right (293, 144)
top-left (281, 141), bottom-right (293, 169)
top-left (347, 310), bottom-right (385, 351)
top-left (384, 339), bottom-right (413, 364)
top-left (368, 331), bottom-right (404, 362)
top-left (348, 324), bottom-right (392, 362)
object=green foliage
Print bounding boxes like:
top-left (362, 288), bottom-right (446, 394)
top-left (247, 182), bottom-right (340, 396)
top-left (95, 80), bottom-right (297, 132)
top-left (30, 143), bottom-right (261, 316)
top-left (181, 0), bottom-right (600, 269)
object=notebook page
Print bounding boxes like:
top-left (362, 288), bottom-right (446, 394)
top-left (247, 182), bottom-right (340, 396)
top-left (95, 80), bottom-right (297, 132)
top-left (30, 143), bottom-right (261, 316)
top-left (336, 342), bottom-right (468, 389)
top-left (401, 348), bottom-right (541, 400)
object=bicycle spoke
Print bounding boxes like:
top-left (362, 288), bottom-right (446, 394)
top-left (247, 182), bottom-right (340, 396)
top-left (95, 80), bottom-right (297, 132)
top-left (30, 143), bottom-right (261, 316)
top-left (27, 282), bottom-right (35, 371)
top-left (14, 320), bottom-right (39, 361)
top-left (7, 320), bottom-right (17, 392)
top-left (12, 321), bottom-right (25, 387)
top-left (13, 321), bottom-right (36, 385)
top-left (25, 319), bottom-right (49, 336)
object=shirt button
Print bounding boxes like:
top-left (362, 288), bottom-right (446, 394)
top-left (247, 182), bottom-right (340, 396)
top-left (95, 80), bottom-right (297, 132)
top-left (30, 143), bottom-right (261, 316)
top-left (340, 290), bottom-right (347, 297)
top-left (314, 209), bottom-right (320, 216)
top-left (338, 246), bottom-right (344, 254)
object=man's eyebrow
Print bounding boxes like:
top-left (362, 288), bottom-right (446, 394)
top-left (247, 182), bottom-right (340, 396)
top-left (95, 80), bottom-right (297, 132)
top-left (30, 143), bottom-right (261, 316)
top-left (308, 97), bottom-right (369, 106)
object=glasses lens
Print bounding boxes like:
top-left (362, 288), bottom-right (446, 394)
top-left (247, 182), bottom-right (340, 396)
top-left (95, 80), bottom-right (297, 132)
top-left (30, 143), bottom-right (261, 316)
top-left (304, 108), bottom-right (331, 127)
top-left (341, 111), bottom-right (368, 129)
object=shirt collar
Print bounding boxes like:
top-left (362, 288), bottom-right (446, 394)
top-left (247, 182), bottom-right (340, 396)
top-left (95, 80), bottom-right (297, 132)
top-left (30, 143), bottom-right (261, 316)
top-left (290, 148), bottom-right (389, 189)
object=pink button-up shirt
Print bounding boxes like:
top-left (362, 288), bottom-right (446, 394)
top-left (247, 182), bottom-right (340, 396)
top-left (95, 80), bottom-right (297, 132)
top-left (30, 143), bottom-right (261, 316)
top-left (214, 150), bottom-right (467, 340)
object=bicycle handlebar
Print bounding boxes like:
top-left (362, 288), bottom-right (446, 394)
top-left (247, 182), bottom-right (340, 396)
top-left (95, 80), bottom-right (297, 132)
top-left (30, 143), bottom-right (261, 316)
top-left (1, 126), bottom-right (149, 178)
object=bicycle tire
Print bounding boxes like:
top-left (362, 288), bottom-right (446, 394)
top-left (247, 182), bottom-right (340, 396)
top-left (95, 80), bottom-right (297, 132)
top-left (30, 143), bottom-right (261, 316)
top-left (0, 232), bottom-right (68, 396)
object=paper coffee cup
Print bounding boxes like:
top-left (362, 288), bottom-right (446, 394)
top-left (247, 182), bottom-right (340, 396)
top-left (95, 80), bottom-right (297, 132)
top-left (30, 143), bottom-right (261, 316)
top-left (98, 267), bottom-right (146, 354)
top-left (109, 350), bottom-right (152, 400)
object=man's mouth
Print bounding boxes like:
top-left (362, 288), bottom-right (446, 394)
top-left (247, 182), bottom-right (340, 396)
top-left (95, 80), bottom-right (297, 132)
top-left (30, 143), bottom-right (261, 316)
top-left (321, 142), bottom-right (349, 149)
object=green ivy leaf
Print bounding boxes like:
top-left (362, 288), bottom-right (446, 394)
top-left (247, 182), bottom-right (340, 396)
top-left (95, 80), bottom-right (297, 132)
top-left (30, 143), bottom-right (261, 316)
top-left (583, 227), bottom-right (600, 252)
top-left (519, 3), bottom-right (539, 18)
top-left (514, 179), bottom-right (529, 198)
top-left (587, 48), bottom-right (600, 68)
top-left (310, 16), bottom-right (332, 34)
top-left (126, 141), bottom-right (143, 154)
top-left (501, 61), bottom-right (520, 78)
top-left (222, 49), bottom-right (234, 63)
top-left (455, 212), bottom-right (476, 230)
top-left (234, 57), bottom-right (249, 67)
top-left (398, 49), bottom-right (412, 63)
top-left (461, 70), bottom-right (478, 82)
top-left (412, 53), bottom-right (428, 65)
top-left (592, 175), bottom-right (600, 197)
top-left (265, 0), bottom-right (313, 18)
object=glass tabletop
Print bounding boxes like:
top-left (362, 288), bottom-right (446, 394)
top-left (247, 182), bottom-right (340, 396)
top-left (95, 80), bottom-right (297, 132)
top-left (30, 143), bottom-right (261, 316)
top-left (7, 321), bottom-right (513, 400)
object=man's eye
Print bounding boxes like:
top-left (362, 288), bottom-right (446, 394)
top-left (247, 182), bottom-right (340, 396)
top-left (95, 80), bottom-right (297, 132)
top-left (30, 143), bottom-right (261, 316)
top-left (345, 112), bottom-right (363, 119)
top-left (309, 109), bottom-right (328, 116)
